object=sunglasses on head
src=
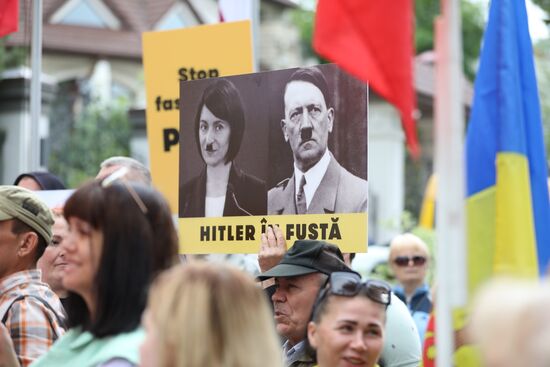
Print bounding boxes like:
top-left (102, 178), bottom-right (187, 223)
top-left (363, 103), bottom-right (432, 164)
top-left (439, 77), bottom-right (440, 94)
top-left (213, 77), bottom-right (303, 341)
top-left (393, 255), bottom-right (427, 267)
top-left (321, 272), bottom-right (391, 307)
top-left (101, 167), bottom-right (148, 214)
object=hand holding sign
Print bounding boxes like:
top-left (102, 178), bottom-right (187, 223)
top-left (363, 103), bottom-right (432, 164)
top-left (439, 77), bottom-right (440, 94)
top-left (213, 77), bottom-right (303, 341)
top-left (259, 225), bottom-right (287, 272)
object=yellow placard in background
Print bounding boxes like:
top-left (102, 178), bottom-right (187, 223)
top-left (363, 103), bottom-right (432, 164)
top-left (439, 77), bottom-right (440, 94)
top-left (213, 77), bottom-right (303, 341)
top-left (179, 213), bottom-right (368, 254)
top-left (142, 21), bottom-right (254, 211)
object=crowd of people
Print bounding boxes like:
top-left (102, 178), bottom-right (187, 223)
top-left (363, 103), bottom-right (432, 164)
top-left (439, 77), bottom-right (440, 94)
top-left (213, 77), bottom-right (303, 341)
top-left (0, 156), bottom-right (400, 367)
top-left (0, 156), bottom-right (548, 366)
top-left (0, 68), bottom-right (548, 367)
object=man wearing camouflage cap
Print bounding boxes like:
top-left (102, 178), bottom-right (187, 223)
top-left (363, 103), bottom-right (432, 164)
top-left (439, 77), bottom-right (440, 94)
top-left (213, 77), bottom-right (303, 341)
top-left (0, 186), bottom-right (65, 367)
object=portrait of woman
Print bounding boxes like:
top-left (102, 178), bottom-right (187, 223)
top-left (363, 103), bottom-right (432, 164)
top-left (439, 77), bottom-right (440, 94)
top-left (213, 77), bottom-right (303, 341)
top-left (179, 78), bottom-right (267, 217)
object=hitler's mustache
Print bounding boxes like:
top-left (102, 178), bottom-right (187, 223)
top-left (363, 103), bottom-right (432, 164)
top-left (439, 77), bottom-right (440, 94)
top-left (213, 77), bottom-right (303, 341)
top-left (300, 127), bottom-right (313, 141)
top-left (205, 143), bottom-right (214, 151)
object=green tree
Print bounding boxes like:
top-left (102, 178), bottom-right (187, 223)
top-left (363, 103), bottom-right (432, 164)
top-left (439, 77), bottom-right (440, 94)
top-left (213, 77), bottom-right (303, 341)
top-left (0, 40), bottom-right (27, 73)
top-left (49, 98), bottom-right (131, 187)
top-left (415, 0), bottom-right (485, 80)
top-left (292, 7), bottom-right (317, 62)
top-left (532, 0), bottom-right (550, 14)
top-left (534, 39), bottom-right (550, 157)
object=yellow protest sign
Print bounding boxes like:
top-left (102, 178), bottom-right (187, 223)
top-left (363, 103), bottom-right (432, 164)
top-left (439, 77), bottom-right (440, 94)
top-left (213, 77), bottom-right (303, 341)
top-left (142, 21), bottom-right (253, 211)
top-left (179, 213), bottom-right (368, 254)
top-left (178, 64), bottom-right (369, 254)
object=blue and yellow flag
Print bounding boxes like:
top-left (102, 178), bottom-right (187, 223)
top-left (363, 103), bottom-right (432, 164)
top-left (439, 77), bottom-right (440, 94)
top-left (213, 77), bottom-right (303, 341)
top-left (466, 0), bottom-right (550, 294)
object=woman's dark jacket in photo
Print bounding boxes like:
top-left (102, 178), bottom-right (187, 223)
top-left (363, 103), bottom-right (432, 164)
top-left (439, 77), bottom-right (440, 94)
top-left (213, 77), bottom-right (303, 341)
top-left (179, 164), bottom-right (267, 217)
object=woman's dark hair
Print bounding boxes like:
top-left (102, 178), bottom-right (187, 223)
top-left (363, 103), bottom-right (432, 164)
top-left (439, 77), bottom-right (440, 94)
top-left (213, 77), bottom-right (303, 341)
top-left (14, 171), bottom-right (66, 190)
top-left (63, 180), bottom-right (178, 337)
top-left (194, 78), bottom-right (245, 164)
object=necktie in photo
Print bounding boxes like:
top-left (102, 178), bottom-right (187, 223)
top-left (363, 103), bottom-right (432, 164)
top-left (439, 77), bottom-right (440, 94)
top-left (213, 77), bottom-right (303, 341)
top-left (296, 175), bottom-right (307, 214)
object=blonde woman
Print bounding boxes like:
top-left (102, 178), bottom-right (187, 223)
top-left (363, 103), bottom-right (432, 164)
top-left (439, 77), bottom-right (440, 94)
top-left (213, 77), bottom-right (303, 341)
top-left (140, 263), bottom-right (282, 367)
top-left (470, 278), bottom-right (550, 367)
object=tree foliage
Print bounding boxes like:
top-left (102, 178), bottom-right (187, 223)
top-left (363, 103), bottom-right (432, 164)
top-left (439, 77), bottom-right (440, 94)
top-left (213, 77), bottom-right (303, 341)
top-left (534, 39), bottom-right (550, 157)
top-left (48, 96), bottom-right (131, 188)
top-left (415, 0), bottom-right (485, 80)
top-left (292, 7), bottom-right (319, 62)
top-left (532, 0), bottom-right (550, 15)
top-left (0, 40), bottom-right (27, 73)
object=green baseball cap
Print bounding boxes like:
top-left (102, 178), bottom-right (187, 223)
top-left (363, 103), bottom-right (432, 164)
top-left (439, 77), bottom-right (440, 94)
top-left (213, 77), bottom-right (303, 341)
top-left (0, 186), bottom-right (54, 243)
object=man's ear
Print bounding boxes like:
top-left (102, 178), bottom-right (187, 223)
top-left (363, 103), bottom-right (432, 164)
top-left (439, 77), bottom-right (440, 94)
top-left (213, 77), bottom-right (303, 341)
top-left (326, 107), bottom-right (334, 133)
top-left (17, 232), bottom-right (38, 258)
top-left (307, 321), bottom-right (318, 349)
top-left (280, 119), bottom-right (289, 142)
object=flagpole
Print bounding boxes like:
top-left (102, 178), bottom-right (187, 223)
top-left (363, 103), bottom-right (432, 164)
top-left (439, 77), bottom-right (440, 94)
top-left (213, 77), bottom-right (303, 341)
top-left (30, 0), bottom-right (42, 170)
top-left (252, 0), bottom-right (259, 72)
top-left (434, 0), bottom-right (467, 365)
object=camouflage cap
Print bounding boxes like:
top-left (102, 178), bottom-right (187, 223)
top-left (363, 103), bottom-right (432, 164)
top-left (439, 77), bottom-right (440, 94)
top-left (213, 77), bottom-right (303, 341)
top-left (0, 186), bottom-right (54, 243)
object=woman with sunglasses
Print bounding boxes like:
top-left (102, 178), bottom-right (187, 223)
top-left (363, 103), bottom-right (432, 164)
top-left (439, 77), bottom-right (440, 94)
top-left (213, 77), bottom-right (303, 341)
top-left (388, 233), bottom-right (432, 344)
top-left (307, 272), bottom-right (391, 367)
top-left (0, 177), bottom-right (180, 367)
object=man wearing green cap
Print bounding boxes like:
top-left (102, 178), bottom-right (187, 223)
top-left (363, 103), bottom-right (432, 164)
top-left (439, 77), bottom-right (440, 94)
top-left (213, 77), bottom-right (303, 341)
top-left (0, 186), bottom-right (65, 367)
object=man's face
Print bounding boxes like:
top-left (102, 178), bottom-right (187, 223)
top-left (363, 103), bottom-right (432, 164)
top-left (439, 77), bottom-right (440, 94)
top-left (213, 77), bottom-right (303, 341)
top-left (281, 81), bottom-right (334, 172)
top-left (0, 220), bottom-right (21, 280)
top-left (272, 272), bottom-right (324, 346)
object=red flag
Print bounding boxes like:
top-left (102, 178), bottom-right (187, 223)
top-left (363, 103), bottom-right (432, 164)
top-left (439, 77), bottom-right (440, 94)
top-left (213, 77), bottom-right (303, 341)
top-left (0, 0), bottom-right (18, 38)
top-left (313, 0), bottom-right (419, 157)
top-left (422, 313), bottom-right (436, 367)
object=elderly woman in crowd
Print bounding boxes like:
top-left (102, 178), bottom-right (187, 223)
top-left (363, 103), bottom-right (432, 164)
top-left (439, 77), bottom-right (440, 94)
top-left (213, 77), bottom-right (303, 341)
top-left (36, 208), bottom-right (69, 308)
top-left (1, 173), bottom-right (179, 367)
top-left (388, 233), bottom-right (432, 343)
top-left (140, 262), bottom-right (282, 367)
top-left (307, 271), bottom-right (391, 367)
top-left (179, 78), bottom-right (266, 218)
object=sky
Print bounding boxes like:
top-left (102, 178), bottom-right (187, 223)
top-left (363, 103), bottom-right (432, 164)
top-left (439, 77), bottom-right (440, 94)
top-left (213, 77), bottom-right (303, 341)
top-left (299, 0), bottom-right (549, 42)
top-left (473, 0), bottom-right (549, 41)
top-left (526, 0), bottom-right (549, 41)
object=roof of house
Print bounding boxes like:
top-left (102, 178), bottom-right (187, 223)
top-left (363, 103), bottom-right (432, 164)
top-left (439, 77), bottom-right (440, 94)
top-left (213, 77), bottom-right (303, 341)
top-left (7, 0), bottom-right (298, 59)
top-left (8, 0), bottom-right (193, 59)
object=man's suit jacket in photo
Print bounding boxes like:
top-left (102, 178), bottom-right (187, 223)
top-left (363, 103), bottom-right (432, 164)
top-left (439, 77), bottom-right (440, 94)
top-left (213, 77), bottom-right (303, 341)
top-left (268, 154), bottom-right (368, 215)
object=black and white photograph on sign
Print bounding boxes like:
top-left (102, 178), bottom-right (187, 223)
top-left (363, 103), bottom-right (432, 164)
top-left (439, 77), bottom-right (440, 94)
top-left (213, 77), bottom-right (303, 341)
top-left (179, 64), bottom-right (368, 218)
top-left (179, 75), bottom-right (269, 218)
